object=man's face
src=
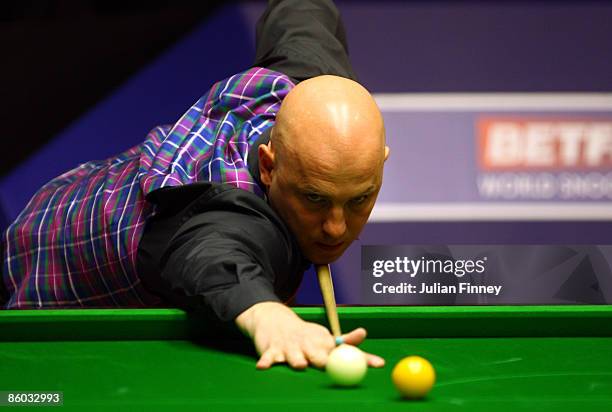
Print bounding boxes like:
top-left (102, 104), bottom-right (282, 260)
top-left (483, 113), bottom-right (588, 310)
top-left (264, 145), bottom-right (384, 264)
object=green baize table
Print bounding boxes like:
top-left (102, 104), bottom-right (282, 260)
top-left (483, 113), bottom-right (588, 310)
top-left (1, 306), bottom-right (612, 411)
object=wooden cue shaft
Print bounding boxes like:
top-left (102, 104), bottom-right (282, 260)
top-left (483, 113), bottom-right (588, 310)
top-left (316, 264), bottom-right (342, 337)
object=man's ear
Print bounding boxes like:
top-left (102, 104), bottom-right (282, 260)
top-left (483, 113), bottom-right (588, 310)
top-left (258, 141), bottom-right (275, 188)
top-left (384, 145), bottom-right (390, 161)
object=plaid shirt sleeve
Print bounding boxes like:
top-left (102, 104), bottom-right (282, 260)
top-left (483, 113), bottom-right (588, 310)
top-left (2, 68), bottom-right (295, 309)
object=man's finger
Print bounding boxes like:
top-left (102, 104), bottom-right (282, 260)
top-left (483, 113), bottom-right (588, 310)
top-left (285, 348), bottom-right (308, 370)
top-left (304, 346), bottom-right (329, 369)
top-left (340, 327), bottom-right (367, 346)
top-left (256, 349), bottom-right (283, 370)
top-left (333, 328), bottom-right (385, 369)
top-left (274, 350), bottom-right (286, 364)
top-left (366, 352), bottom-right (385, 368)
top-left (256, 350), bottom-right (274, 370)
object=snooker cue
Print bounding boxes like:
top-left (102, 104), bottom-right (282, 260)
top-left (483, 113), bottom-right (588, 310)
top-left (316, 264), bottom-right (342, 338)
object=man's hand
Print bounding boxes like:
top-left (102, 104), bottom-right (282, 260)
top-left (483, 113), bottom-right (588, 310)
top-left (234, 301), bottom-right (385, 370)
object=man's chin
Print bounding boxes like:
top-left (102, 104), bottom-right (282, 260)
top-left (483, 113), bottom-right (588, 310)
top-left (307, 244), bottom-right (346, 264)
top-left (310, 256), bottom-right (340, 265)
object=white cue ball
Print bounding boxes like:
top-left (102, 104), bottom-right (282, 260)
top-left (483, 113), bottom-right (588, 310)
top-left (326, 344), bottom-right (367, 386)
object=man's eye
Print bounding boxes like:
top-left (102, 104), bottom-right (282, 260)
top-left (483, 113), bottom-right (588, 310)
top-left (306, 194), bottom-right (324, 203)
top-left (351, 195), bottom-right (368, 205)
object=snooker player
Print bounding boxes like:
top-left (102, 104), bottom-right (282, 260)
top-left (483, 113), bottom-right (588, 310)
top-left (1, 0), bottom-right (388, 370)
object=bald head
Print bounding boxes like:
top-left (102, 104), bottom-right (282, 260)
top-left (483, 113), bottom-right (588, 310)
top-left (271, 75), bottom-right (387, 174)
top-left (258, 75), bottom-right (389, 264)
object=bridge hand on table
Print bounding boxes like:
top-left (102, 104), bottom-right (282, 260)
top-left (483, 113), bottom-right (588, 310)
top-left (234, 301), bottom-right (385, 370)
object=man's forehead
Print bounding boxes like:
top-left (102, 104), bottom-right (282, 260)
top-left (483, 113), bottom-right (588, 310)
top-left (278, 128), bottom-right (384, 193)
top-left (298, 180), bottom-right (378, 195)
top-left (292, 162), bottom-right (380, 194)
top-left (291, 137), bottom-right (381, 169)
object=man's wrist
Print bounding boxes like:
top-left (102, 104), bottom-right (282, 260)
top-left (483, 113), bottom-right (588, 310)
top-left (235, 301), bottom-right (289, 337)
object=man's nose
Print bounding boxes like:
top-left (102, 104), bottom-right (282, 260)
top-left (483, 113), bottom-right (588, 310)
top-left (322, 207), bottom-right (347, 239)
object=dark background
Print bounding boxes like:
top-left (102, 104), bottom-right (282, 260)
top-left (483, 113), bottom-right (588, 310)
top-left (4, 0), bottom-right (612, 178)
top-left (2, 0), bottom-right (225, 177)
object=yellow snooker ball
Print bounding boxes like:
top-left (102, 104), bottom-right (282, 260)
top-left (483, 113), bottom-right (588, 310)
top-left (391, 356), bottom-right (436, 399)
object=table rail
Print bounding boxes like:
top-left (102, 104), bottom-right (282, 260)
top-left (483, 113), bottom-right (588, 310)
top-left (1, 306), bottom-right (612, 341)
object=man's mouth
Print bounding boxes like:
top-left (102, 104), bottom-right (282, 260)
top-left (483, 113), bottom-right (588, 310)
top-left (316, 242), bottom-right (344, 252)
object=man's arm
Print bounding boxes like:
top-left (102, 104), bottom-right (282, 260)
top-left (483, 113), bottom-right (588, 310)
top-left (141, 186), bottom-right (298, 322)
top-left (158, 219), bottom-right (282, 322)
top-left (159, 215), bottom-right (338, 369)
top-left (253, 0), bottom-right (356, 82)
top-left (153, 203), bottom-right (355, 369)
top-left (140, 187), bottom-right (384, 369)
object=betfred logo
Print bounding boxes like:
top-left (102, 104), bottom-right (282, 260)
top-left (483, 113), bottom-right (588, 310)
top-left (478, 118), bottom-right (612, 170)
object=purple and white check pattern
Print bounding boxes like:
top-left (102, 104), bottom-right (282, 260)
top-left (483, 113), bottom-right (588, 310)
top-left (2, 67), bottom-right (295, 308)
